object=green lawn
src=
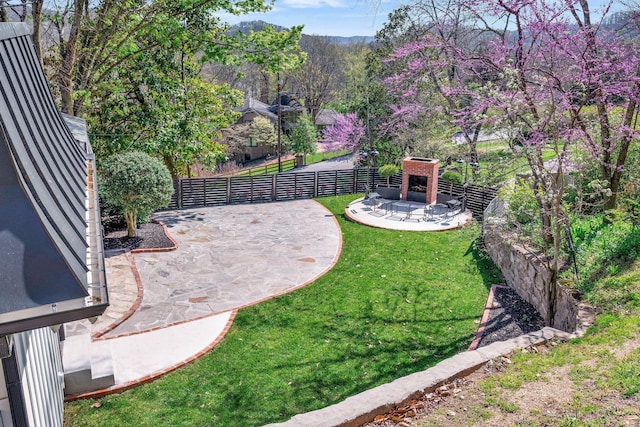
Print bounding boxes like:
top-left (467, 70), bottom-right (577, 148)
top-left (304, 149), bottom-right (351, 164)
top-left (65, 194), bottom-right (501, 427)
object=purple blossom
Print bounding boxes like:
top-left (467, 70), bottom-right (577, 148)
top-left (321, 113), bottom-right (366, 151)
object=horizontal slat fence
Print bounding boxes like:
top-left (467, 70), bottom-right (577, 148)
top-left (165, 168), bottom-right (497, 220)
top-left (436, 181), bottom-right (498, 219)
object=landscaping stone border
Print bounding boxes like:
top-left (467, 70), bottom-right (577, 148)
top-left (264, 327), bottom-right (574, 427)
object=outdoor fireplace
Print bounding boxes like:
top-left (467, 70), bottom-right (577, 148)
top-left (401, 157), bottom-right (439, 203)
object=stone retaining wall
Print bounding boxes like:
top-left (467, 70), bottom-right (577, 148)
top-left (483, 200), bottom-right (578, 332)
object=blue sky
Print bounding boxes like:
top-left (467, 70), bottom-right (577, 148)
top-left (219, 0), bottom-right (625, 38)
top-left (220, 0), bottom-right (403, 37)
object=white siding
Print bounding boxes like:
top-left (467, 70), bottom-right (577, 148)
top-left (13, 328), bottom-right (64, 427)
top-left (0, 365), bottom-right (11, 426)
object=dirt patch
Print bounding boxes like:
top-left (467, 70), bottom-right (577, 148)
top-left (363, 341), bottom-right (640, 426)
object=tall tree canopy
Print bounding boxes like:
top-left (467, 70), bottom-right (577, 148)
top-left (16, 0), bottom-right (304, 176)
top-left (289, 35), bottom-right (345, 124)
top-left (383, 0), bottom-right (640, 212)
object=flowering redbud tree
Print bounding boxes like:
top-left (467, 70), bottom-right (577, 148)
top-left (320, 112), bottom-right (366, 152)
top-left (383, 0), bottom-right (640, 326)
top-left (385, 0), bottom-right (640, 213)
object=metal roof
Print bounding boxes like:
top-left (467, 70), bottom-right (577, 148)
top-left (0, 23), bottom-right (108, 335)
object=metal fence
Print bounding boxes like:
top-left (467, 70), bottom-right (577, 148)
top-left (166, 168), bottom-right (497, 219)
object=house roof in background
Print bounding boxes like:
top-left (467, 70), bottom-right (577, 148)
top-left (268, 92), bottom-right (304, 114)
top-left (0, 23), bottom-right (107, 335)
top-left (238, 97), bottom-right (277, 121)
top-left (315, 109), bottom-right (339, 126)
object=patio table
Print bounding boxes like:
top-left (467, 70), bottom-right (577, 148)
top-left (392, 201), bottom-right (414, 221)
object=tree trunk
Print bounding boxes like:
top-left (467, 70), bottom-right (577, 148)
top-left (260, 72), bottom-right (270, 104)
top-left (163, 154), bottom-right (179, 180)
top-left (31, 0), bottom-right (43, 61)
top-left (58, 0), bottom-right (85, 114)
top-left (546, 268), bottom-right (558, 326)
top-left (125, 211), bottom-right (136, 238)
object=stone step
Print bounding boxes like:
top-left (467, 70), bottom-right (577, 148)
top-left (62, 334), bottom-right (115, 395)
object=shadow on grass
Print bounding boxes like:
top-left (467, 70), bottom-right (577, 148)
top-left (465, 236), bottom-right (503, 291)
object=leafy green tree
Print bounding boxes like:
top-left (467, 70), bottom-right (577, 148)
top-left (99, 151), bottom-right (173, 237)
top-left (290, 36), bottom-right (343, 123)
top-left (378, 164), bottom-right (400, 185)
top-left (440, 170), bottom-right (463, 184)
top-left (40, 0), bottom-right (303, 115)
top-left (220, 123), bottom-right (251, 161)
top-left (90, 58), bottom-right (243, 179)
top-left (38, 0), bottom-right (304, 176)
top-left (249, 116), bottom-right (278, 150)
top-left (289, 115), bottom-right (317, 163)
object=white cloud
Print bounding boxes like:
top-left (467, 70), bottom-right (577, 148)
top-left (280, 0), bottom-right (348, 8)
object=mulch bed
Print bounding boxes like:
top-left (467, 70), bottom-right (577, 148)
top-left (102, 216), bottom-right (174, 252)
top-left (477, 286), bottom-right (546, 348)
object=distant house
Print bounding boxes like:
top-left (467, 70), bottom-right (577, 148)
top-left (314, 108), bottom-right (339, 131)
top-left (267, 92), bottom-right (304, 134)
top-left (233, 97), bottom-right (278, 162)
top-left (230, 95), bottom-right (336, 163)
top-left (0, 23), bottom-right (108, 426)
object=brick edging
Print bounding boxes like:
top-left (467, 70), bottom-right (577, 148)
top-left (129, 217), bottom-right (179, 254)
top-left (92, 252), bottom-right (145, 340)
top-left (467, 284), bottom-right (509, 351)
top-left (91, 218), bottom-right (177, 339)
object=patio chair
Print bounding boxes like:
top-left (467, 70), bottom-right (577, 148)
top-left (423, 205), bottom-right (436, 222)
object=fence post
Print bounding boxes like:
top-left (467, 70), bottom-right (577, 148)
top-left (226, 177), bottom-right (231, 204)
top-left (202, 178), bottom-right (207, 206)
top-left (272, 174), bottom-right (277, 201)
top-left (314, 171), bottom-right (318, 197)
top-left (352, 169), bottom-right (357, 195)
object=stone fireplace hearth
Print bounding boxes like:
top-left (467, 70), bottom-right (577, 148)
top-left (401, 157), bottom-right (439, 204)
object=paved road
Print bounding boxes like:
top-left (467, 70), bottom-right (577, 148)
top-left (292, 154), bottom-right (355, 172)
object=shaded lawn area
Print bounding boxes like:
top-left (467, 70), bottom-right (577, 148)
top-left (64, 194), bottom-right (502, 427)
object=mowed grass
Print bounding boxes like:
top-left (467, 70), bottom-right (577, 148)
top-left (64, 194), bottom-right (501, 427)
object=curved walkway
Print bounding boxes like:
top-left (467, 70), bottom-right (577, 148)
top-left (64, 200), bottom-right (342, 399)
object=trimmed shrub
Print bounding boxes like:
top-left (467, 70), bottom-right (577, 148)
top-left (99, 151), bottom-right (174, 237)
top-left (378, 164), bottom-right (400, 185)
top-left (440, 170), bottom-right (463, 184)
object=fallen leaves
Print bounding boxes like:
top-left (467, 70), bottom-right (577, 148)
top-left (371, 380), bottom-right (468, 425)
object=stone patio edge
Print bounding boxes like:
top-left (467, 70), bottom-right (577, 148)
top-left (92, 218), bottom-right (178, 339)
